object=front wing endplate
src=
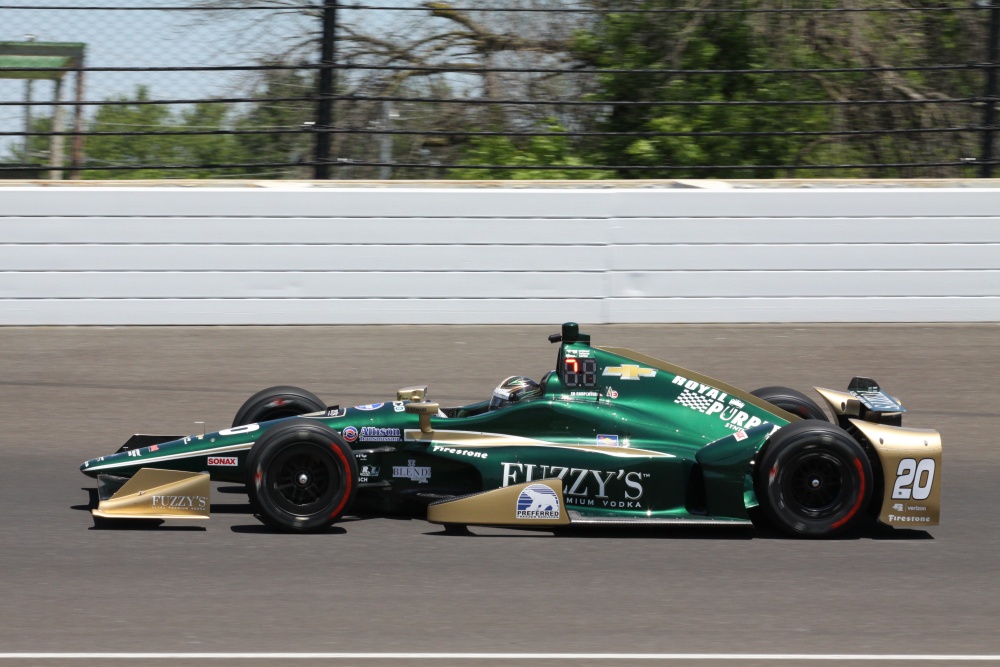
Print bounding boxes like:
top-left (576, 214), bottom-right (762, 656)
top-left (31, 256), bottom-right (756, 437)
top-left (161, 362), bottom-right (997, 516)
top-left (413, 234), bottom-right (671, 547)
top-left (92, 468), bottom-right (210, 520)
top-left (850, 419), bottom-right (942, 528)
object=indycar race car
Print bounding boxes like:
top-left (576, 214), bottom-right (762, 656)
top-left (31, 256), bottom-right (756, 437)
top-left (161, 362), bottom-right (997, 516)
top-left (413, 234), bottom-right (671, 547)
top-left (80, 322), bottom-right (941, 538)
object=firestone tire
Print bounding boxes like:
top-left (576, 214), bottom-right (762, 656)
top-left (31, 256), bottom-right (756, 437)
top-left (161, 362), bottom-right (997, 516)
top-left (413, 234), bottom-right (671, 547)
top-left (751, 386), bottom-right (829, 422)
top-left (232, 385), bottom-right (326, 428)
top-left (755, 419), bottom-right (872, 538)
top-left (246, 419), bottom-right (358, 533)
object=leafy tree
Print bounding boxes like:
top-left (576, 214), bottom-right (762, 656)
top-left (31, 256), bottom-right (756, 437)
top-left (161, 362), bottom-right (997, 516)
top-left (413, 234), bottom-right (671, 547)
top-left (450, 119), bottom-right (611, 179)
top-left (571, 0), bottom-right (984, 178)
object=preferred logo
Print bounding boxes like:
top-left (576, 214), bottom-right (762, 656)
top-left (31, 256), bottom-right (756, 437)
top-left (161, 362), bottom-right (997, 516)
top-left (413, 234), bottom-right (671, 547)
top-left (356, 403), bottom-right (384, 411)
top-left (207, 456), bottom-right (238, 466)
top-left (516, 484), bottom-right (561, 520)
top-left (342, 426), bottom-right (359, 442)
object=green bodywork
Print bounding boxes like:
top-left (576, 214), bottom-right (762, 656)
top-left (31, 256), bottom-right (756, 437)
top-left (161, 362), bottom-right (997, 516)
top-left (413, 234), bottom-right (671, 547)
top-left (81, 324), bottom-right (795, 524)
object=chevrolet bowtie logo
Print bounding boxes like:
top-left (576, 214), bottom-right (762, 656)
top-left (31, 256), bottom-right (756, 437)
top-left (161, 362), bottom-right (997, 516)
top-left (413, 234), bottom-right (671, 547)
top-left (603, 364), bottom-right (657, 380)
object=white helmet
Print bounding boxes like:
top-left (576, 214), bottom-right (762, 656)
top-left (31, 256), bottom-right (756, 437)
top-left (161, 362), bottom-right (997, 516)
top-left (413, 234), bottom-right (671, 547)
top-left (489, 376), bottom-right (542, 411)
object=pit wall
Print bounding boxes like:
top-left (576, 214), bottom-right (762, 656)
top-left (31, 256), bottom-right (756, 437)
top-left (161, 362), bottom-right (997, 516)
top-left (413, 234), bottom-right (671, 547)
top-left (1, 184), bottom-right (997, 324)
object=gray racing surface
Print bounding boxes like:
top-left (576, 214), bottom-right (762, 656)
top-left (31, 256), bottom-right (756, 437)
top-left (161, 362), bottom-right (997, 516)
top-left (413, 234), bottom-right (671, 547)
top-left (0, 324), bottom-right (997, 666)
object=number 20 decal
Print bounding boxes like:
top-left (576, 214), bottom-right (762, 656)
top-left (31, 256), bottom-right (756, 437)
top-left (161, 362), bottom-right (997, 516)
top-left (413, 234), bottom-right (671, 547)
top-left (892, 458), bottom-right (936, 501)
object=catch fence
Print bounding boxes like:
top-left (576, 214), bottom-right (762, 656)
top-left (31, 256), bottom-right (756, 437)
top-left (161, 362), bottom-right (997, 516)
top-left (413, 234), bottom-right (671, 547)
top-left (1, 1), bottom-right (998, 179)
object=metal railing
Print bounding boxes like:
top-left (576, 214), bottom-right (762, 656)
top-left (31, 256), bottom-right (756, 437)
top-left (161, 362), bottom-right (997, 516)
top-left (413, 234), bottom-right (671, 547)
top-left (0, 1), bottom-right (997, 179)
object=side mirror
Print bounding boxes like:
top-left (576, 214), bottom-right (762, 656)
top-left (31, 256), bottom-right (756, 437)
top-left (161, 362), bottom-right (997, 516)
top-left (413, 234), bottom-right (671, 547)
top-left (405, 401), bottom-right (440, 433)
top-left (397, 385), bottom-right (428, 402)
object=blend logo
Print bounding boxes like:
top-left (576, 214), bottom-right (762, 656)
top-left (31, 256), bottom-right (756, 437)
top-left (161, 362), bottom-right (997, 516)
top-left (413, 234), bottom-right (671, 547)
top-left (516, 484), bottom-right (561, 520)
top-left (151, 495), bottom-right (208, 510)
top-left (393, 460), bottom-right (431, 484)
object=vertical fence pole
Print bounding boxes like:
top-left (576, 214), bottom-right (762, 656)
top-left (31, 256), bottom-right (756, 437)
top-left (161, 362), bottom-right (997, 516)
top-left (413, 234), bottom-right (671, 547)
top-left (981, 0), bottom-right (1000, 178)
top-left (315, 0), bottom-right (337, 180)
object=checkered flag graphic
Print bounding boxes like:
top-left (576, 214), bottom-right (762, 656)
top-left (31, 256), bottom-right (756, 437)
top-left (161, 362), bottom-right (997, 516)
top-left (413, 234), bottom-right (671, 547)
top-left (674, 389), bottom-right (714, 413)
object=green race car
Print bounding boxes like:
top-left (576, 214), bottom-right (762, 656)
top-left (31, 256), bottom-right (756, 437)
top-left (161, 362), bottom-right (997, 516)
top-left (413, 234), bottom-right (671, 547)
top-left (80, 322), bottom-right (941, 537)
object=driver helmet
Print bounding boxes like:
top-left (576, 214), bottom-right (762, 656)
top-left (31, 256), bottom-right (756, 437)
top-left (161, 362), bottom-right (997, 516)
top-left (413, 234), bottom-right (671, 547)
top-left (489, 375), bottom-right (542, 411)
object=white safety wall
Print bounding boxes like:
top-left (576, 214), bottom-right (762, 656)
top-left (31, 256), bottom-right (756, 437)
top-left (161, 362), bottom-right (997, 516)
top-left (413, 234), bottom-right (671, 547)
top-left (0, 185), bottom-right (997, 324)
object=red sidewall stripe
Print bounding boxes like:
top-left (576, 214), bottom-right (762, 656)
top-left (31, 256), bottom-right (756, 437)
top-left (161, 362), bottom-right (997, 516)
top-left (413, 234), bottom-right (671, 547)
top-left (831, 457), bottom-right (866, 530)
top-left (328, 442), bottom-right (353, 519)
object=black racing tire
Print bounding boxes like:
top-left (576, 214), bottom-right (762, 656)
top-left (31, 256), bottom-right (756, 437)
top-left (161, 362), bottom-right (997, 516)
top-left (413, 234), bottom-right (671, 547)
top-left (232, 385), bottom-right (326, 427)
top-left (245, 419), bottom-right (358, 533)
top-left (751, 386), bottom-right (829, 422)
top-left (755, 419), bottom-right (873, 538)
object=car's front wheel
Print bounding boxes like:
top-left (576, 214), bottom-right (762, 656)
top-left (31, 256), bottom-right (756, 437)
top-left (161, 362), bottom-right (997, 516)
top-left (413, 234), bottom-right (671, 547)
top-left (246, 419), bottom-right (358, 532)
top-left (751, 386), bottom-right (828, 422)
top-left (232, 385), bottom-right (326, 427)
top-left (755, 420), bottom-right (872, 538)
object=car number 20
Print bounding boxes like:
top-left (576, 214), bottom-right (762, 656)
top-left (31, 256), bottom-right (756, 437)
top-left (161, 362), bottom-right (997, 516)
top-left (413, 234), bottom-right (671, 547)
top-left (892, 458), bottom-right (936, 501)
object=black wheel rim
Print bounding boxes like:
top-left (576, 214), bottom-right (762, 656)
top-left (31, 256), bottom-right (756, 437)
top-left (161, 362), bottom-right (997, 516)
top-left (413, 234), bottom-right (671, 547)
top-left (781, 450), bottom-right (851, 519)
top-left (265, 443), bottom-right (341, 515)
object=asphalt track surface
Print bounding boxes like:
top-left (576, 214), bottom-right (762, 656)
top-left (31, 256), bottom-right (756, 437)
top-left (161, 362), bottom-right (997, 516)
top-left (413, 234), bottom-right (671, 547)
top-left (1, 324), bottom-right (997, 667)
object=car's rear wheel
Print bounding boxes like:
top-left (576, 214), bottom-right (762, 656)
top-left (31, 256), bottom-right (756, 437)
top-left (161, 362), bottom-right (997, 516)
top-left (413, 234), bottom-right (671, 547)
top-left (232, 385), bottom-right (326, 427)
top-left (751, 386), bottom-right (828, 422)
top-left (246, 419), bottom-right (358, 533)
top-left (755, 420), bottom-right (872, 538)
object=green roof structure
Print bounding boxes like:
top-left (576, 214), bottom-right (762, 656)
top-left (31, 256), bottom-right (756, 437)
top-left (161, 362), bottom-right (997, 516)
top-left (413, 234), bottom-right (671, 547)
top-left (0, 41), bottom-right (87, 178)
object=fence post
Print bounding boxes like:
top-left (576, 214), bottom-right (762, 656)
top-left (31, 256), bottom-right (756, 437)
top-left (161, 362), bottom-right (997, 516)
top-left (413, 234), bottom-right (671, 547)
top-left (981, 0), bottom-right (1000, 178)
top-left (315, 0), bottom-right (337, 180)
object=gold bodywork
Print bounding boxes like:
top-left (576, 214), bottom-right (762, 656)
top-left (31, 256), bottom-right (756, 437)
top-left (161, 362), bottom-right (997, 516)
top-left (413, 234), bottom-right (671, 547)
top-left (92, 468), bottom-right (211, 520)
top-left (813, 387), bottom-right (862, 418)
top-left (427, 479), bottom-right (570, 527)
top-left (848, 419), bottom-right (942, 527)
top-left (397, 385), bottom-right (428, 402)
top-left (813, 386), bottom-right (941, 527)
top-left (404, 401), bottom-right (440, 433)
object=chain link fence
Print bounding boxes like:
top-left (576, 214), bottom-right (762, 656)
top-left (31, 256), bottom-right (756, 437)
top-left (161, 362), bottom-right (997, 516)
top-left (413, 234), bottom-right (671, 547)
top-left (1, 1), bottom-right (998, 180)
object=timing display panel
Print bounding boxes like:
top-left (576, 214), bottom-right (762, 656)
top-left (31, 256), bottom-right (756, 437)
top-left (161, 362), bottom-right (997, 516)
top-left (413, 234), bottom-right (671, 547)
top-left (562, 357), bottom-right (598, 388)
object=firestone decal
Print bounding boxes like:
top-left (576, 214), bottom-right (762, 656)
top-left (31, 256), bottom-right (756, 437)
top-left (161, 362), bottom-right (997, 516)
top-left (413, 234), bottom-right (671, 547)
top-left (356, 403), bottom-right (384, 411)
top-left (431, 445), bottom-right (488, 459)
top-left (672, 375), bottom-right (766, 432)
top-left (501, 462), bottom-right (648, 508)
top-left (516, 484), bottom-right (561, 520)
